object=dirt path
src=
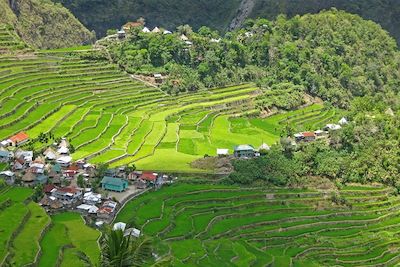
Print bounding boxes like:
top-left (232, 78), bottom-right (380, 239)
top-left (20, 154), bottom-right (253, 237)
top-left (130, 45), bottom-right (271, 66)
top-left (228, 0), bottom-right (255, 30)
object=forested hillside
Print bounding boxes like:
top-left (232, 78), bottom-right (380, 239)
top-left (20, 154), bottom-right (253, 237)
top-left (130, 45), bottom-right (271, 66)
top-left (105, 10), bottom-right (399, 109)
top-left (56, 0), bottom-right (400, 44)
top-left (0, 0), bottom-right (94, 49)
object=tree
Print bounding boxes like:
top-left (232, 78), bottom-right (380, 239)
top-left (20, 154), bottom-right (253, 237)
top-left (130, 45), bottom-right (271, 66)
top-left (79, 228), bottom-right (153, 267)
top-left (77, 174), bottom-right (85, 188)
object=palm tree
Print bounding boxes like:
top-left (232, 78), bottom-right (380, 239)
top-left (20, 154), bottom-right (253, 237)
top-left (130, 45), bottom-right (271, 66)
top-left (78, 227), bottom-right (153, 267)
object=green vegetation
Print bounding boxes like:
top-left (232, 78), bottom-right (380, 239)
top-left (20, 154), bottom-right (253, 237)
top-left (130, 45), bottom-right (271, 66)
top-left (106, 10), bottom-right (399, 109)
top-left (56, 0), bottom-right (400, 46)
top-left (116, 183), bottom-right (400, 266)
top-left (0, 0), bottom-right (94, 49)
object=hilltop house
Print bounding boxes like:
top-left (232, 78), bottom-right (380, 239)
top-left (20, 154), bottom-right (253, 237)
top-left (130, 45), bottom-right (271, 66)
top-left (302, 132), bottom-right (316, 142)
top-left (101, 176), bottom-right (128, 192)
top-left (217, 149), bottom-right (229, 157)
top-left (234, 145), bottom-right (255, 158)
top-left (9, 132), bottom-right (29, 147)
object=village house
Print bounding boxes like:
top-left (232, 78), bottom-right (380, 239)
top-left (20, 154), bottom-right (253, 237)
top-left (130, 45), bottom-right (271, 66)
top-left (139, 172), bottom-right (157, 184)
top-left (56, 156), bottom-right (72, 167)
top-left (52, 186), bottom-right (82, 205)
top-left (43, 147), bottom-right (57, 160)
top-left (101, 176), bottom-right (128, 192)
top-left (234, 145), bottom-right (256, 158)
top-left (83, 191), bottom-right (102, 205)
top-left (154, 73), bottom-right (163, 84)
top-left (0, 171), bottom-right (15, 185)
top-left (217, 148), bottom-right (229, 157)
top-left (302, 132), bottom-right (317, 142)
top-left (97, 200), bottom-right (118, 220)
top-left (117, 29), bottom-right (126, 39)
top-left (9, 132), bottom-right (29, 147)
top-left (0, 150), bottom-right (12, 162)
top-left (0, 139), bottom-right (11, 148)
top-left (14, 150), bottom-right (33, 163)
top-left (77, 204), bottom-right (99, 214)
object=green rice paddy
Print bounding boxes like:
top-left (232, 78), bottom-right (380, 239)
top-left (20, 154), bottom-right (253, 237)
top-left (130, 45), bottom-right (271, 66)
top-left (116, 183), bottom-right (400, 266)
top-left (0, 40), bottom-right (341, 172)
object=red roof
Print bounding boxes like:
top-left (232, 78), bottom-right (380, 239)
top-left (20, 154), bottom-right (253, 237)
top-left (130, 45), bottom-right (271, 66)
top-left (44, 184), bottom-right (56, 193)
top-left (303, 132), bottom-right (316, 137)
top-left (9, 132), bottom-right (29, 143)
top-left (140, 172), bottom-right (157, 181)
top-left (68, 165), bottom-right (79, 171)
top-left (57, 186), bottom-right (80, 194)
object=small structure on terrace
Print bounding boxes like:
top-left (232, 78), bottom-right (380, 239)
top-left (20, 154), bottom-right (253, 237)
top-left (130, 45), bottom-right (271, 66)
top-left (233, 144), bottom-right (255, 158)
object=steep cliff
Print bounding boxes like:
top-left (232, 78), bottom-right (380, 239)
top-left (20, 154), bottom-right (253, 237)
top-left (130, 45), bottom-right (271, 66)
top-left (0, 0), bottom-right (95, 49)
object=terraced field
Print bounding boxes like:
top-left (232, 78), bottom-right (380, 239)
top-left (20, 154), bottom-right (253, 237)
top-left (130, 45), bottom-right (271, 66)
top-left (116, 183), bottom-right (400, 266)
top-left (0, 25), bottom-right (341, 172)
top-left (0, 187), bottom-right (99, 266)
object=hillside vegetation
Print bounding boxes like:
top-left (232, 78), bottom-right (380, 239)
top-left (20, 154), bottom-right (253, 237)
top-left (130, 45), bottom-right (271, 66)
top-left (56, 0), bottom-right (400, 44)
top-left (107, 10), bottom-right (400, 108)
top-left (0, 0), bottom-right (94, 49)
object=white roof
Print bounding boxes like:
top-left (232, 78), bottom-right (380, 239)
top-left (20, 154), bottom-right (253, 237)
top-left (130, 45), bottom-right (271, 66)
top-left (185, 41), bottom-right (193, 45)
top-left (314, 130), bottom-right (325, 134)
top-left (58, 147), bottom-right (69, 154)
top-left (1, 140), bottom-right (11, 146)
top-left (49, 196), bottom-right (56, 201)
top-left (142, 27), bottom-right (150, 33)
top-left (31, 163), bottom-right (44, 169)
top-left (163, 30), bottom-right (172, 34)
top-left (154, 73), bottom-right (162, 78)
top-left (45, 151), bottom-right (57, 160)
top-left (95, 221), bottom-right (104, 226)
top-left (117, 30), bottom-right (125, 34)
top-left (217, 149), bottom-right (229, 155)
top-left (180, 34), bottom-right (188, 41)
top-left (113, 222), bottom-right (127, 231)
top-left (326, 124), bottom-right (342, 130)
top-left (124, 228), bottom-right (141, 238)
top-left (152, 27), bottom-right (161, 33)
top-left (77, 204), bottom-right (92, 210)
top-left (294, 133), bottom-right (304, 138)
top-left (258, 143), bottom-right (271, 151)
top-left (210, 38), bottom-right (221, 43)
top-left (0, 171), bottom-right (14, 177)
top-left (56, 156), bottom-right (72, 164)
top-left (89, 206), bottom-right (99, 214)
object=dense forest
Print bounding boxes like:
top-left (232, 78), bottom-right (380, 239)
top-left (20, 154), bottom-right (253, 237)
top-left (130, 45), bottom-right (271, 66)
top-left (0, 0), bottom-right (94, 48)
top-left (104, 10), bottom-right (399, 110)
top-left (55, 0), bottom-right (400, 44)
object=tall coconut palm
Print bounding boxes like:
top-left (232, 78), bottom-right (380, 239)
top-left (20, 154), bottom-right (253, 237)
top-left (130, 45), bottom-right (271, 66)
top-left (78, 227), bottom-right (152, 267)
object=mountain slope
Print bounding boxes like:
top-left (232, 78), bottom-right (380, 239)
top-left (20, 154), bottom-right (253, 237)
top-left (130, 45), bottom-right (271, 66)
top-left (0, 0), bottom-right (95, 49)
top-left (56, 0), bottom-right (400, 44)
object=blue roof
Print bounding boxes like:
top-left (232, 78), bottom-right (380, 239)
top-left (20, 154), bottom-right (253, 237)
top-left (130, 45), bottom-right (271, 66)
top-left (101, 176), bottom-right (127, 187)
top-left (0, 151), bottom-right (10, 157)
top-left (36, 175), bottom-right (48, 184)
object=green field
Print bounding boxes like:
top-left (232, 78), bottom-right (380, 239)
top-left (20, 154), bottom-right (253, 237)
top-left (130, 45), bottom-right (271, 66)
top-left (116, 183), bottom-right (400, 266)
top-left (0, 39), bottom-right (342, 172)
top-left (0, 187), bottom-right (99, 266)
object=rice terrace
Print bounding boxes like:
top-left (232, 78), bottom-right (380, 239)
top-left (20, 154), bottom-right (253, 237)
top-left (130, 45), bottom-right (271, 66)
top-left (0, 25), bottom-right (340, 172)
top-left (1, 4), bottom-right (400, 267)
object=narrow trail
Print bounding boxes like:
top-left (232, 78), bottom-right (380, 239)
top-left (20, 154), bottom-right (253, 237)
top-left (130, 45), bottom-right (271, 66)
top-left (228, 0), bottom-right (256, 30)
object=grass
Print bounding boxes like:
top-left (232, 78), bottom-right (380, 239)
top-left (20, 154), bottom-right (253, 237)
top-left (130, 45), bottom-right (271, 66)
top-left (114, 183), bottom-right (400, 266)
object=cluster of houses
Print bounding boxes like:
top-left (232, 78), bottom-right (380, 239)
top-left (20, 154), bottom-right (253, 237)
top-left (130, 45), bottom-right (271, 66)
top-left (216, 117), bottom-right (349, 159)
top-left (0, 131), bottom-right (174, 223)
top-left (217, 143), bottom-right (271, 159)
top-left (293, 117), bottom-right (348, 143)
